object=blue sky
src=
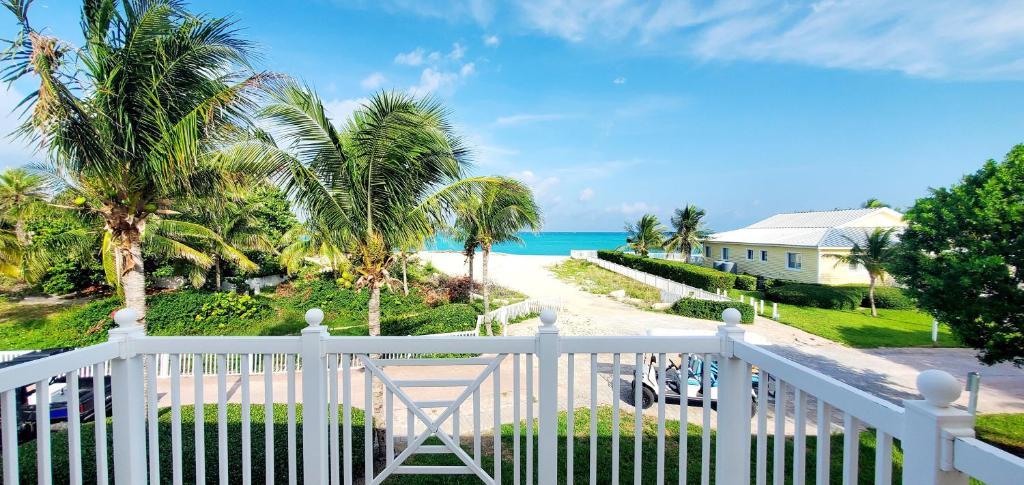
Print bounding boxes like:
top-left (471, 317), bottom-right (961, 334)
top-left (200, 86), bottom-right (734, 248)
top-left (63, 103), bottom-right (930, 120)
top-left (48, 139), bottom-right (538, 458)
top-left (3, 1), bottom-right (1024, 231)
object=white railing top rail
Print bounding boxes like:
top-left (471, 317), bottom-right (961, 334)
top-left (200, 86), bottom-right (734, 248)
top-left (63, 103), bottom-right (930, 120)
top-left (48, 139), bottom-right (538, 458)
top-left (134, 336), bottom-right (301, 355)
top-left (952, 436), bottom-right (1024, 485)
top-left (0, 341), bottom-right (118, 394)
top-left (733, 339), bottom-right (905, 438)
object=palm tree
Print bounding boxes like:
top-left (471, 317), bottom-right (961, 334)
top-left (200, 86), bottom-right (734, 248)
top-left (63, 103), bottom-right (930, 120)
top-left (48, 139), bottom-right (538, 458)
top-left (1, 0), bottom-right (266, 320)
top-left (862, 198), bottom-right (890, 208)
top-left (278, 222), bottom-right (347, 276)
top-left (0, 168), bottom-right (46, 245)
top-left (184, 191), bottom-right (273, 289)
top-left (453, 178), bottom-right (542, 335)
top-left (664, 204), bottom-right (707, 261)
top-left (827, 227), bottom-right (898, 317)
top-left (622, 214), bottom-right (666, 257)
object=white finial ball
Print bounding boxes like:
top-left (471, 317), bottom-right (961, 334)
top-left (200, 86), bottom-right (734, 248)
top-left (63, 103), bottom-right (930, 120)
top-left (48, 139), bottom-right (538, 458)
top-left (917, 369), bottom-right (961, 408)
top-left (540, 308), bottom-right (557, 326)
top-left (722, 308), bottom-right (742, 326)
top-left (114, 308), bottom-right (139, 327)
top-left (305, 308), bottom-right (325, 327)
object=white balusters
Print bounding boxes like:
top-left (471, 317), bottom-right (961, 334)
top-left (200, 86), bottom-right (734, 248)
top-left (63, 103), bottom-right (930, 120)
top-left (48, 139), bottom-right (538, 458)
top-left (633, 352), bottom-right (643, 485)
top-left (493, 354), bottom-right (502, 484)
top-left (145, 355), bottom-right (159, 485)
top-left (286, 354), bottom-right (297, 485)
top-left (756, 370), bottom-right (769, 485)
top-left (700, 354), bottom-right (712, 485)
top-left (679, 353), bottom-right (689, 485)
top-left (612, 353), bottom-right (621, 484)
top-left (241, 354), bottom-right (252, 485)
top-left (364, 363), bottom-right (372, 483)
top-left (816, 399), bottom-right (832, 484)
top-left (67, 370), bottom-right (82, 485)
top-left (217, 354), bottom-right (229, 485)
top-left (525, 353), bottom-right (534, 485)
top-left (773, 380), bottom-right (787, 485)
top-left (92, 359), bottom-right (109, 485)
top-left (194, 353), bottom-right (206, 484)
top-left (874, 431), bottom-right (893, 484)
top-left (842, 413), bottom-right (860, 485)
top-left (263, 353), bottom-right (275, 485)
top-left (513, 353), bottom-right (521, 485)
top-left (589, 353), bottom-right (598, 485)
top-left (793, 388), bottom-right (808, 485)
top-left (342, 354), bottom-right (353, 485)
top-left (656, 352), bottom-right (667, 484)
top-left (1, 389), bottom-right (17, 485)
top-left (35, 378), bottom-right (51, 485)
top-left (329, 355), bottom-right (340, 485)
top-left (566, 353), bottom-right (574, 485)
top-left (170, 354), bottom-right (182, 485)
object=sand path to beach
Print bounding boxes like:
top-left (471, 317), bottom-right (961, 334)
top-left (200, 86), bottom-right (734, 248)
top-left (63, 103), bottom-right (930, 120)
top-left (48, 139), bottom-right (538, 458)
top-left (420, 251), bottom-right (1024, 414)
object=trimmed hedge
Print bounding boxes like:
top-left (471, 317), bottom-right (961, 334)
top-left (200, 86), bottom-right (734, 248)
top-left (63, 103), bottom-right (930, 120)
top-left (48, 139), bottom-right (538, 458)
top-left (597, 250), bottom-right (736, 291)
top-left (765, 283), bottom-right (864, 310)
top-left (669, 298), bottom-right (755, 323)
top-left (840, 285), bottom-right (916, 310)
top-left (734, 275), bottom-right (757, 291)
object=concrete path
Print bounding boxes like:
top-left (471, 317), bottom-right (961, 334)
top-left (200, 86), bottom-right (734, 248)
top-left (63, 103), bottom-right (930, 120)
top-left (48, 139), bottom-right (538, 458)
top-left (420, 251), bottom-right (1024, 414)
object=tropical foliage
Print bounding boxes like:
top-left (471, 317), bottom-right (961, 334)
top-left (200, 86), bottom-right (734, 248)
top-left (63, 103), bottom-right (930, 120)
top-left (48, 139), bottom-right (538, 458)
top-left (621, 213), bottom-right (666, 257)
top-left (826, 227), bottom-right (899, 317)
top-left (664, 204), bottom-right (707, 258)
top-left (890, 145), bottom-right (1024, 366)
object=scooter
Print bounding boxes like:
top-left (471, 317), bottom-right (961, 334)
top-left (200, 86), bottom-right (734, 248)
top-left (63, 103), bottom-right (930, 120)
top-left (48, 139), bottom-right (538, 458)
top-left (629, 353), bottom-right (772, 412)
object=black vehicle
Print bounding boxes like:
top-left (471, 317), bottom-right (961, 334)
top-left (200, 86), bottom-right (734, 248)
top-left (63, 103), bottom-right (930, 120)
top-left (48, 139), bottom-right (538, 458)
top-left (0, 348), bottom-right (113, 444)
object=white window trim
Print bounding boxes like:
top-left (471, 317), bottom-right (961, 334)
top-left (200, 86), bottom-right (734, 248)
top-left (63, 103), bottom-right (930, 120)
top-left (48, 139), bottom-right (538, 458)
top-left (746, 249), bottom-right (754, 260)
top-left (760, 250), bottom-right (768, 262)
top-left (721, 247), bottom-right (730, 260)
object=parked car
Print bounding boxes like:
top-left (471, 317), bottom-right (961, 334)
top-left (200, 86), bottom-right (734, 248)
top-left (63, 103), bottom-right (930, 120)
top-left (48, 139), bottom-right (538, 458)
top-left (0, 348), bottom-right (112, 444)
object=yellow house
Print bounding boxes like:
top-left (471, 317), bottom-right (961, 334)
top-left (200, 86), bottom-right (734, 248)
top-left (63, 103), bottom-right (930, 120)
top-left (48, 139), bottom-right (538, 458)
top-left (701, 208), bottom-right (905, 285)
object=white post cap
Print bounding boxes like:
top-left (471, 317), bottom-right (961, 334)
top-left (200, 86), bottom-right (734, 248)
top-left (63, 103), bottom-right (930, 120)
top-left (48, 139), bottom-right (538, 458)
top-left (305, 308), bottom-right (325, 327)
top-left (539, 308), bottom-right (557, 327)
top-left (916, 369), bottom-right (962, 408)
top-left (722, 307), bottom-right (742, 326)
top-left (114, 308), bottom-right (139, 327)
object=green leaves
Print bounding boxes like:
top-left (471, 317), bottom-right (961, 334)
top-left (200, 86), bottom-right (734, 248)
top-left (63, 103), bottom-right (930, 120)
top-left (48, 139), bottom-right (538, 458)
top-left (622, 213), bottom-right (666, 257)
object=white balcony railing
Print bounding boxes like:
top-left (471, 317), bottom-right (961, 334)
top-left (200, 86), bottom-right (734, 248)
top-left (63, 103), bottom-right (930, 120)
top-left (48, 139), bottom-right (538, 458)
top-left (1, 308), bottom-right (1022, 484)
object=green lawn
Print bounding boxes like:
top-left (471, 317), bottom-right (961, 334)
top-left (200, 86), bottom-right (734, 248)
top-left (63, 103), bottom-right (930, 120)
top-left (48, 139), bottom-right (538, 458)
top-left (3, 405), bottom-right (903, 484)
top-left (977, 413), bottom-right (1024, 457)
top-left (728, 289), bottom-right (962, 348)
top-left (550, 259), bottom-right (661, 304)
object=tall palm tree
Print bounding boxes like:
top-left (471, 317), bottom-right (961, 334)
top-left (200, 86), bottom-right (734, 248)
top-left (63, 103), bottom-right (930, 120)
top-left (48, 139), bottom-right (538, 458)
top-left (827, 227), bottom-right (899, 317)
top-left (622, 214), bottom-right (666, 257)
top-left (1, 0), bottom-right (266, 320)
top-left (453, 178), bottom-right (542, 335)
top-left (0, 168), bottom-right (46, 245)
top-left (278, 222), bottom-right (347, 276)
top-left (184, 191), bottom-right (273, 289)
top-left (664, 204), bottom-right (707, 260)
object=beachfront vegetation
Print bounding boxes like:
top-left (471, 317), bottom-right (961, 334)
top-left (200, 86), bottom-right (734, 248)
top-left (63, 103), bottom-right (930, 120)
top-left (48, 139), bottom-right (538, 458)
top-left (598, 250), bottom-right (737, 291)
top-left (890, 145), bottom-right (1024, 366)
top-left (824, 227), bottom-right (899, 316)
top-left (453, 177), bottom-right (542, 335)
top-left (861, 198), bottom-right (890, 208)
top-left (664, 204), bottom-right (708, 258)
top-left (621, 214), bottom-right (666, 257)
top-left (550, 259), bottom-right (660, 304)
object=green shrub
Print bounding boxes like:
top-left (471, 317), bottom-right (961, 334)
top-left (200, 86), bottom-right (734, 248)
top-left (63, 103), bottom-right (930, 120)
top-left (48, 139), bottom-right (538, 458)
top-left (276, 278), bottom-right (428, 328)
top-left (145, 290), bottom-right (273, 335)
top-left (597, 250), bottom-right (736, 291)
top-left (196, 292), bottom-right (269, 321)
top-left (839, 285), bottom-right (916, 310)
top-left (734, 274), bottom-right (757, 291)
top-left (39, 258), bottom-right (104, 295)
top-left (765, 283), bottom-right (864, 310)
top-left (669, 298), bottom-right (754, 323)
top-left (381, 303), bottom-right (478, 336)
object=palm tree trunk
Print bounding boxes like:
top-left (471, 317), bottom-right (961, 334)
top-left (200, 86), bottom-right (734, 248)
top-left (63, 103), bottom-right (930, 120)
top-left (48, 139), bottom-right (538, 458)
top-left (483, 245), bottom-right (492, 336)
top-left (367, 284), bottom-right (386, 465)
top-left (466, 249), bottom-right (474, 283)
top-left (116, 234), bottom-right (147, 323)
top-left (214, 255), bottom-right (222, 290)
top-left (14, 218), bottom-right (27, 246)
top-left (402, 256), bottom-right (408, 296)
top-left (868, 275), bottom-right (878, 317)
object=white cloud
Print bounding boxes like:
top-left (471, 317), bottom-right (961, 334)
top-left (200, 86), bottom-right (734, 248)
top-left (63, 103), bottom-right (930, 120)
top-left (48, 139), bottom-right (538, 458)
top-left (509, 170), bottom-right (560, 197)
top-left (483, 34), bottom-right (501, 46)
top-left (511, 0), bottom-right (1024, 79)
top-left (578, 187), bottom-right (595, 201)
top-left (408, 68), bottom-right (460, 97)
top-left (322, 97), bottom-right (368, 125)
top-left (394, 48), bottom-right (426, 66)
top-left (460, 62), bottom-right (476, 77)
top-left (615, 201), bottom-right (654, 215)
top-left (449, 42), bottom-right (467, 60)
top-left (613, 77), bottom-right (627, 84)
top-left (360, 72), bottom-right (388, 90)
top-left (492, 113), bottom-right (568, 126)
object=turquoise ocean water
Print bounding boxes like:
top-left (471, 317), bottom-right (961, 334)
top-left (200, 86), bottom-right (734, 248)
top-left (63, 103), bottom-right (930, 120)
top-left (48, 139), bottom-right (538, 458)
top-left (426, 232), bottom-right (628, 256)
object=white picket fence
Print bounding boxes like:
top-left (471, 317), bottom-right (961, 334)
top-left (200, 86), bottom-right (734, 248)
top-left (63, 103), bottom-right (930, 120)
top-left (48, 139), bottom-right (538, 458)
top-left (571, 252), bottom-right (730, 303)
top-left (2, 308), bottom-right (1022, 484)
top-left (474, 298), bottom-right (564, 336)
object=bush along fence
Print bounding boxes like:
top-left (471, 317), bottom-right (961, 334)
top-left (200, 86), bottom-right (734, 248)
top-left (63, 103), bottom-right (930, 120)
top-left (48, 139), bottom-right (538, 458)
top-left (572, 250), bottom-right (780, 319)
top-left (596, 250), bottom-right (737, 291)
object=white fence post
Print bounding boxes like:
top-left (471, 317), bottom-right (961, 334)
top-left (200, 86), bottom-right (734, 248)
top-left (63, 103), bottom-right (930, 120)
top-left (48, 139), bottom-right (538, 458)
top-left (300, 309), bottom-right (329, 484)
top-left (536, 309), bottom-right (560, 484)
top-left (902, 370), bottom-right (973, 485)
top-left (108, 309), bottom-right (147, 485)
top-left (716, 308), bottom-right (752, 485)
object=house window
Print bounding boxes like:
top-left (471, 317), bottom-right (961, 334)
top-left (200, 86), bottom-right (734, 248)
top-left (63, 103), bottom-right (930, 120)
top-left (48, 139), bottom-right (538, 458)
top-left (705, 245), bottom-right (711, 257)
top-left (721, 247), bottom-right (730, 260)
top-left (786, 252), bottom-right (802, 270)
top-left (746, 249), bottom-right (754, 260)
top-left (760, 250), bottom-right (768, 262)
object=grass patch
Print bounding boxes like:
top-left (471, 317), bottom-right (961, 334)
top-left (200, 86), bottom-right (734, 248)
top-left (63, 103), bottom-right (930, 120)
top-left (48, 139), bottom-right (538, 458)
top-left (730, 289), bottom-right (962, 348)
top-left (5, 406), bottom-right (907, 484)
top-left (977, 413), bottom-right (1024, 457)
top-left (550, 259), bottom-right (660, 303)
